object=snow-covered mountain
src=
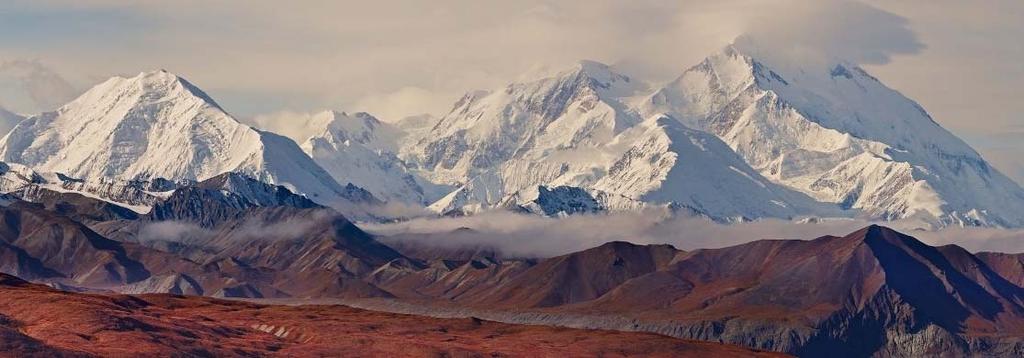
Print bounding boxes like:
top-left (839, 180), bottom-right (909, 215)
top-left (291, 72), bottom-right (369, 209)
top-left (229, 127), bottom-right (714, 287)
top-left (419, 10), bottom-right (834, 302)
top-left (639, 45), bottom-right (1024, 228)
top-left (301, 110), bottom-right (427, 204)
top-left (399, 48), bottom-right (1024, 227)
top-left (589, 115), bottom-right (836, 219)
top-left (0, 70), bottom-right (376, 215)
top-left (404, 60), bottom-right (648, 184)
top-left (403, 61), bottom-right (834, 220)
top-left (2, 46), bottom-right (1020, 228)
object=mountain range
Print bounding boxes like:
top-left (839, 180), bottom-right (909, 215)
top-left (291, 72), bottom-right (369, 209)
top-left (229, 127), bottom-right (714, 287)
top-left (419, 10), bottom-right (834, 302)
top-left (400, 46), bottom-right (1024, 227)
top-left (0, 45), bottom-right (1020, 228)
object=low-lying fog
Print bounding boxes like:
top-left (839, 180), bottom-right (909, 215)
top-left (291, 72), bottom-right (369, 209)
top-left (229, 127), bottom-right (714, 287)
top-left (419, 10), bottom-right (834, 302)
top-left (362, 211), bottom-right (1024, 258)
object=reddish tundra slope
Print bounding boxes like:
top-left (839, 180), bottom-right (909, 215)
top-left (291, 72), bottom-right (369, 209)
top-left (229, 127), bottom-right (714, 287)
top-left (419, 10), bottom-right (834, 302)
top-left (370, 225), bottom-right (1024, 356)
top-left (0, 273), bottom-right (785, 358)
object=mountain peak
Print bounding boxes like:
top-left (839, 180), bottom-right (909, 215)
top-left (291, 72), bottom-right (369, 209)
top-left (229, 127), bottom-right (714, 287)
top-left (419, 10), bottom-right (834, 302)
top-left (558, 60), bottom-right (642, 97)
top-left (135, 68), bottom-right (176, 80)
top-left (570, 60), bottom-right (617, 79)
top-left (714, 43), bottom-right (755, 65)
top-left (855, 223), bottom-right (898, 237)
top-left (323, 110), bottom-right (382, 129)
top-left (123, 70), bottom-right (223, 110)
top-left (591, 240), bottom-right (679, 254)
top-left (702, 44), bottom-right (798, 87)
top-left (504, 60), bottom-right (643, 101)
top-left (306, 110), bottom-right (398, 151)
top-left (122, 69), bottom-right (189, 90)
top-left (837, 224), bottom-right (916, 248)
top-left (710, 42), bottom-right (875, 86)
top-left (308, 110), bottom-right (382, 129)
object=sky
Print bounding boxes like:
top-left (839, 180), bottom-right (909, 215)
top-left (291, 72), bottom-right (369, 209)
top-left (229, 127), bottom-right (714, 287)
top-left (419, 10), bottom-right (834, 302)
top-left (0, 0), bottom-right (1021, 183)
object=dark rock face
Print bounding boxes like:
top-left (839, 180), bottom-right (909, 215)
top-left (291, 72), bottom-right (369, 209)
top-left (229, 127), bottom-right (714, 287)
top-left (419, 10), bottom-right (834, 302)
top-left (147, 172), bottom-right (322, 228)
top-left (531, 185), bottom-right (604, 216)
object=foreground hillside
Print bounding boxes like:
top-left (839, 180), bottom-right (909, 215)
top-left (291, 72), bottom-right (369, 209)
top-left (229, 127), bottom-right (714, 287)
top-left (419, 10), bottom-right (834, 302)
top-left (0, 273), bottom-right (783, 358)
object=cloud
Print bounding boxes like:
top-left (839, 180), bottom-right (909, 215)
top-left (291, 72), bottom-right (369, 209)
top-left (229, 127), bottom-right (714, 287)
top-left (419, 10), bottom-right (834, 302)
top-left (912, 226), bottom-right (1024, 254)
top-left (245, 86), bottom-right (453, 139)
top-left (244, 110), bottom-right (324, 143)
top-left (856, 0), bottom-right (1024, 151)
top-left (0, 59), bottom-right (78, 113)
top-left (136, 209), bottom-right (347, 246)
top-left (137, 221), bottom-right (209, 245)
top-left (226, 209), bottom-right (339, 241)
top-left (135, 206), bottom-right (1024, 260)
top-left (731, 0), bottom-right (924, 68)
top-left (0, 1), bottom-right (924, 117)
top-left (364, 211), bottom-right (1024, 258)
top-left (363, 211), bottom-right (867, 258)
top-left (352, 87), bottom-right (454, 123)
